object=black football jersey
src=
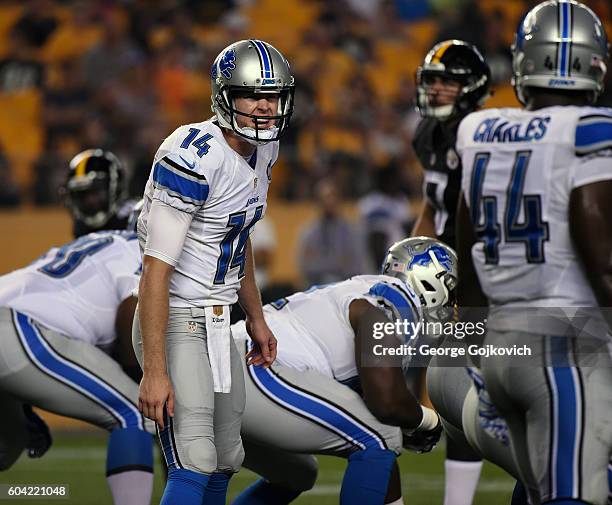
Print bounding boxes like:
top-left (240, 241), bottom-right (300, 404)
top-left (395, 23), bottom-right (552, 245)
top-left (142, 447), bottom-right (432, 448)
top-left (412, 117), bottom-right (463, 248)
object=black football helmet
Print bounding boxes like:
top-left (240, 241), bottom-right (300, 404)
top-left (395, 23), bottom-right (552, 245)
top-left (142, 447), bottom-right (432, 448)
top-left (416, 40), bottom-right (491, 121)
top-left (62, 149), bottom-right (126, 230)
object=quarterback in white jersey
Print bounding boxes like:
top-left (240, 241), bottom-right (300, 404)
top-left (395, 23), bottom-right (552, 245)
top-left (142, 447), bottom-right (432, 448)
top-left (453, 2), bottom-right (612, 504)
top-left (133, 39), bottom-right (295, 505)
top-left (232, 238), bottom-right (455, 505)
top-left (0, 230), bottom-right (155, 505)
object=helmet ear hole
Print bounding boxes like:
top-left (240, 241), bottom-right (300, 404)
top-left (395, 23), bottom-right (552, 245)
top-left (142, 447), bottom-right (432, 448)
top-left (421, 280), bottom-right (436, 292)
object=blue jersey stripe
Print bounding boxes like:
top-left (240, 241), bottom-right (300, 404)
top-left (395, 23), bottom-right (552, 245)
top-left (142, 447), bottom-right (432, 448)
top-left (575, 121), bottom-right (612, 147)
top-left (153, 162), bottom-right (209, 203)
top-left (253, 40), bottom-right (272, 78)
top-left (13, 311), bottom-right (142, 429)
top-left (250, 365), bottom-right (385, 450)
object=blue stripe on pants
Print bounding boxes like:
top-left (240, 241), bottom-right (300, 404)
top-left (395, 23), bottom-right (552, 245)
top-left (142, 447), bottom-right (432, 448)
top-left (548, 337), bottom-right (582, 499)
top-left (250, 364), bottom-right (385, 451)
top-left (13, 310), bottom-right (142, 429)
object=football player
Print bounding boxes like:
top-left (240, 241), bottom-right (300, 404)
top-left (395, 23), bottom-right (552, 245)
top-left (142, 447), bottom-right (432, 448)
top-left (133, 40), bottom-right (294, 505)
top-left (455, 1), bottom-right (612, 504)
top-left (62, 149), bottom-right (136, 238)
top-left (411, 39), bottom-right (491, 505)
top-left (0, 230), bottom-right (155, 505)
top-left (231, 237), bottom-right (453, 505)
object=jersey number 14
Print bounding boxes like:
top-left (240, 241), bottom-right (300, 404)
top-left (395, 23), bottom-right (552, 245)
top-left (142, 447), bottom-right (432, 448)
top-left (214, 206), bottom-right (264, 284)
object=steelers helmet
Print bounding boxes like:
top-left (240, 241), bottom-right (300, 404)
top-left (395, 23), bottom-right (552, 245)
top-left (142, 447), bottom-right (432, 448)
top-left (211, 39), bottom-right (295, 144)
top-left (512, 0), bottom-right (609, 105)
top-left (62, 149), bottom-right (126, 229)
top-left (416, 40), bottom-right (491, 121)
top-left (382, 237), bottom-right (458, 321)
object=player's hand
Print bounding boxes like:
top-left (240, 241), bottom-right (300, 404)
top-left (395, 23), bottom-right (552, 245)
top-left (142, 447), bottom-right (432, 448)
top-left (245, 317), bottom-right (277, 368)
top-left (402, 418), bottom-right (443, 454)
top-left (138, 371), bottom-right (174, 429)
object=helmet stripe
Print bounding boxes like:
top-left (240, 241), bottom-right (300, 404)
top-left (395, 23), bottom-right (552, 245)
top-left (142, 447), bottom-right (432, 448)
top-left (75, 156), bottom-right (88, 177)
top-left (557, 0), bottom-right (571, 77)
top-left (431, 40), bottom-right (453, 64)
top-left (253, 40), bottom-right (272, 79)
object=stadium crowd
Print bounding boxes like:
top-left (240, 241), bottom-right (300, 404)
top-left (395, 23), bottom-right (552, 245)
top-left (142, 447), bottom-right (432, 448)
top-left (1, 0), bottom-right (609, 210)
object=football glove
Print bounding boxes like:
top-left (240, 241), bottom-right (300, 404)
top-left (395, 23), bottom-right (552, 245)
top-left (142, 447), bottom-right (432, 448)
top-left (402, 417), bottom-right (443, 453)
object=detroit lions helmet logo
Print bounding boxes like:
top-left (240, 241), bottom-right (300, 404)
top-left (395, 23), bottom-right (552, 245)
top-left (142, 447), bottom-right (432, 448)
top-left (219, 49), bottom-right (236, 79)
top-left (406, 245), bottom-right (453, 271)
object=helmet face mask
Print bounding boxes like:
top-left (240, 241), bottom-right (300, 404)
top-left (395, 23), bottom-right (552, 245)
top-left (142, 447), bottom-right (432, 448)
top-left (416, 40), bottom-right (491, 121)
top-left (63, 149), bottom-right (125, 229)
top-left (512, 0), bottom-right (609, 106)
top-left (214, 85), bottom-right (294, 144)
top-left (211, 40), bottom-right (295, 145)
top-left (381, 236), bottom-right (459, 322)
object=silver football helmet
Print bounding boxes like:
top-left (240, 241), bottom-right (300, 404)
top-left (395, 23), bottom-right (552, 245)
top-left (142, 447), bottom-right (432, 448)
top-left (211, 39), bottom-right (295, 144)
top-left (512, 0), bottom-right (609, 105)
top-left (381, 237), bottom-right (458, 321)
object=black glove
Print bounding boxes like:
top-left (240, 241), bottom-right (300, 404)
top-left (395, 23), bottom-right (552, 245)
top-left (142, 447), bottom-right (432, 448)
top-left (402, 418), bottom-right (443, 454)
top-left (23, 405), bottom-right (52, 458)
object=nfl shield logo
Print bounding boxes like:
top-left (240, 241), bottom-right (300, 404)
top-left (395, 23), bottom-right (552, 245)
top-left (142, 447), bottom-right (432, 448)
top-left (253, 177), bottom-right (258, 189)
top-left (187, 321), bottom-right (197, 333)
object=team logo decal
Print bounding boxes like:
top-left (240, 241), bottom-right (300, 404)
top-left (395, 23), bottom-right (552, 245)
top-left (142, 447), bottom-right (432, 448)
top-left (446, 148), bottom-right (459, 170)
top-left (406, 245), bottom-right (453, 271)
top-left (213, 305), bottom-right (223, 316)
top-left (219, 49), bottom-right (236, 79)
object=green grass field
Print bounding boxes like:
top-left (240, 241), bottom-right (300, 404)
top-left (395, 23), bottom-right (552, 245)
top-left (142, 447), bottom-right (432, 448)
top-left (1, 431), bottom-right (514, 504)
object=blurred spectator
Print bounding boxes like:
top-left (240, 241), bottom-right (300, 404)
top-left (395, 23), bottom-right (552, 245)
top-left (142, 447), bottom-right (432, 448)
top-left (434, 0), bottom-right (486, 50)
top-left (81, 10), bottom-right (143, 90)
top-left (482, 8), bottom-right (513, 84)
top-left (32, 136), bottom-right (69, 206)
top-left (297, 178), bottom-right (367, 286)
top-left (43, 60), bottom-right (91, 141)
top-left (358, 162), bottom-right (414, 270)
top-left (11, 0), bottom-right (58, 49)
top-left (0, 148), bottom-right (20, 207)
top-left (251, 217), bottom-right (278, 291)
top-left (0, 31), bottom-right (44, 93)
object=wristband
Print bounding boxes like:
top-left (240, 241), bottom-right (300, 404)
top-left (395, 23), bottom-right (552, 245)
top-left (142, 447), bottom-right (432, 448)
top-left (416, 406), bottom-right (439, 432)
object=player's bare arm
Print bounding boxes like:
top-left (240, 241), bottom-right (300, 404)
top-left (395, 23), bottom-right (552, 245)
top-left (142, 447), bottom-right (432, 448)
top-left (569, 180), bottom-right (612, 311)
top-left (112, 295), bottom-right (141, 382)
top-left (239, 237), bottom-right (277, 367)
top-left (411, 199), bottom-right (437, 238)
top-left (456, 193), bottom-right (488, 308)
top-left (138, 255), bottom-right (174, 428)
top-left (350, 298), bottom-right (422, 429)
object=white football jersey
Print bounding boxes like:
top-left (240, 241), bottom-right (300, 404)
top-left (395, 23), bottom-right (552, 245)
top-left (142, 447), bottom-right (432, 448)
top-left (233, 275), bottom-right (422, 383)
top-left (138, 119), bottom-right (278, 307)
top-left (458, 106), bottom-right (612, 329)
top-left (0, 231), bottom-right (140, 347)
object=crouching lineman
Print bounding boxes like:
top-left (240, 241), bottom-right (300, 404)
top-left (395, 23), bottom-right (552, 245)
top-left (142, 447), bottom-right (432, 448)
top-left (0, 230), bottom-right (155, 505)
top-left (231, 237), bottom-right (456, 505)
